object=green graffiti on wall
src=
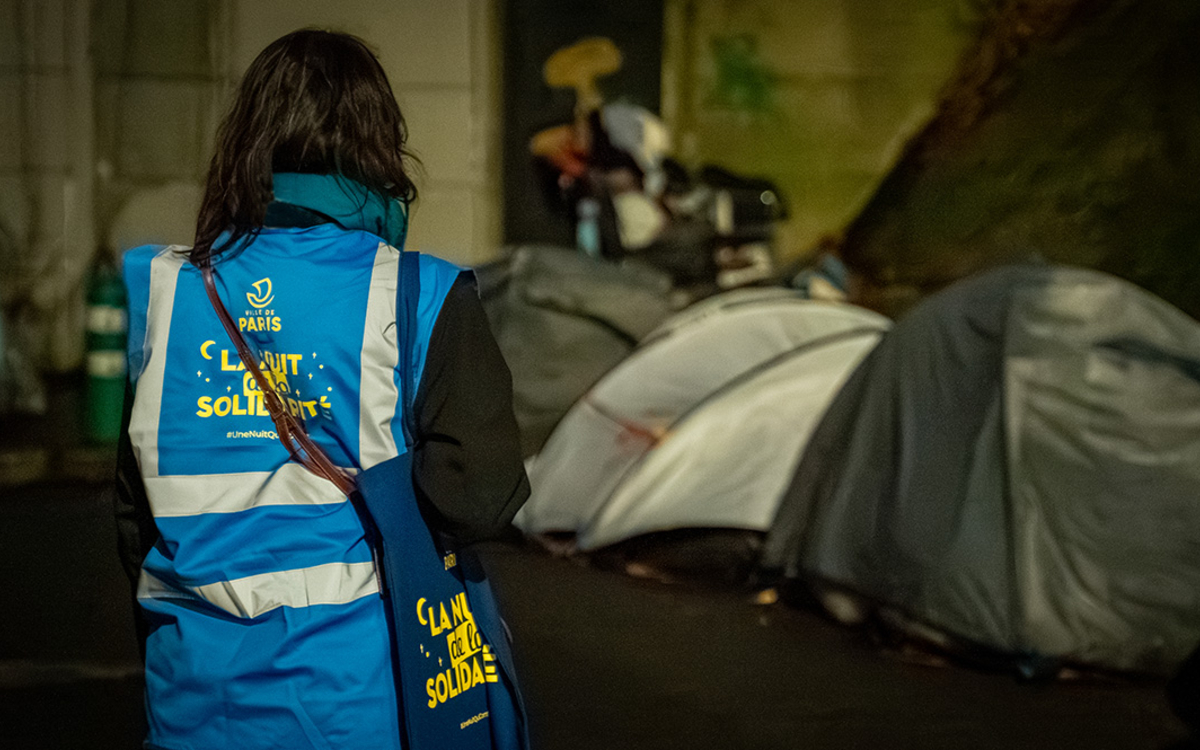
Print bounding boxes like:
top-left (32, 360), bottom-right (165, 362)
top-left (707, 34), bottom-right (778, 114)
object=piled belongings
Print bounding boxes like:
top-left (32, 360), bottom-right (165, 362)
top-left (760, 264), bottom-right (1200, 676)
top-left (530, 37), bottom-right (788, 294)
top-left (516, 288), bottom-right (890, 579)
top-left (477, 245), bottom-right (675, 456)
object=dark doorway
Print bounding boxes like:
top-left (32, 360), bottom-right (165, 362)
top-left (501, 0), bottom-right (665, 247)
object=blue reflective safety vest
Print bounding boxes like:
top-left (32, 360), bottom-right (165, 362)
top-left (124, 225), bottom-right (462, 750)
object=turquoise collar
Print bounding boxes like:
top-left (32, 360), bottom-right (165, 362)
top-left (271, 172), bottom-right (408, 249)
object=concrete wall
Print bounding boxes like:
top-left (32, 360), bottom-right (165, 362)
top-left (93, 0), bottom-right (504, 262)
top-left (92, 0), bottom-right (216, 251)
top-left (227, 0), bottom-right (503, 265)
top-left (0, 0), bottom-right (96, 371)
top-left (661, 0), bottom-right (981, 262)
top-left (93, 0), bottom-right (504, 263)
top-left (0, 0), bottom-right (503, 374)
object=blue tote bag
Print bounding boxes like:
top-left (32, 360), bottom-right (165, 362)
top-left (357, 250), bottom-right (528, 750)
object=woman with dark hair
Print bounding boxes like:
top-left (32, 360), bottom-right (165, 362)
top-left (115, 29), bottom-right (529, 749)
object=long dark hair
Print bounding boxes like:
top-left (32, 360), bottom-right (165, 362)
top-left (191, 29), bottom-right (418, 266)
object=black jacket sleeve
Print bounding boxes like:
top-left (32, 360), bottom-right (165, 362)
top-left (412, 272), bottom-right (530, 544)
top-left (114, 379), bottom-right (156, 655)
top-left (115, 381), bottom-right (157, 587)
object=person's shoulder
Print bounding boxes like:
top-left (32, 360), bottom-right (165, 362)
top-left (413, 251), bottom-right (465, 277)
top-left (121, 244), bottom-right (189, 286)
top-left (412, 251), bottom-right (469, 294)
top-left (123, 243), bottom-right (185, 264)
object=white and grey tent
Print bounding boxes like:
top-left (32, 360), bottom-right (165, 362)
top-left (761, 265), bottom-right (1200, 675)
top-left (517, 288), bottom-right (891, 553)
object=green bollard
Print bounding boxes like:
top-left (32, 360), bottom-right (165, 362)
top-left (85, 259), bottom-right (127, 444)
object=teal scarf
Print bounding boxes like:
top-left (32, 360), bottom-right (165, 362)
top-left (271, 172), bottom-right (409, 250)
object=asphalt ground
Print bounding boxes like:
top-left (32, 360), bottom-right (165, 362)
top-left (484, 541), bottom-right (1191, 750)
top-left (1, 478), bottom-right (1193, 749)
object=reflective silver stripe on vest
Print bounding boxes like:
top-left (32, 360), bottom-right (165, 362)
top-left (144, 462), bottom-right (349, 518)
top-left (138, 561), bottom-right (380, 619)
top-left (129, 246), bottom-right (187, 478)
top-left (358, 242), bottom-right (402, 469)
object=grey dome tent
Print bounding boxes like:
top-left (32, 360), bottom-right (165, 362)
top-left (761, 265), bottom-right (1200, 675)
top-left (517, 288), bottom-right (890, 553)
top-left (477, 245), bottom-right (676, 456)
